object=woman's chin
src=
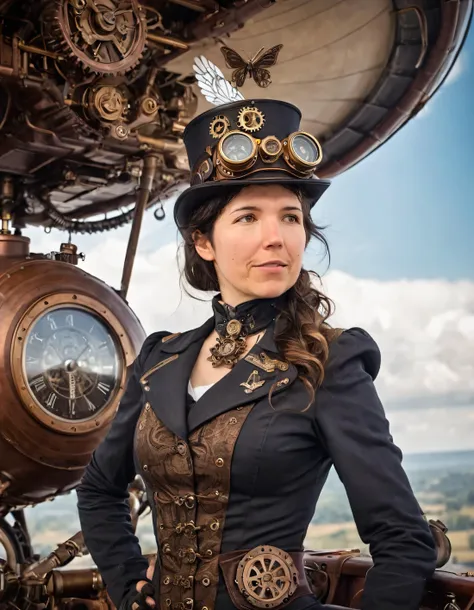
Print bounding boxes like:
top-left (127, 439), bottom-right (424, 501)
top-left (249, 279), bottom-right (294, 299)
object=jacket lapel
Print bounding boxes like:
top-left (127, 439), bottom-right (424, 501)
top-left (140, 317), bottom-right (214, 440)
top-left (187, 325), bottom-right (298, 434)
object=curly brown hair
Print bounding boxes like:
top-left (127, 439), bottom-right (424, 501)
top-left (179, 185), bottom-right (336, 404)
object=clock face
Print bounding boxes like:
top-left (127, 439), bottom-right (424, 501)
top-left (23, 307), bottom-right (121, 422)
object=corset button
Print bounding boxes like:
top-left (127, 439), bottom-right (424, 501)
top-left (185, 494), bottom-right (195, 508)
top-left (215, 458), bottom-right (224, 467)
top-left (176, 441), bottom-right (187, 455)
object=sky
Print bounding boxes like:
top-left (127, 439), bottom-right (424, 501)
top-left (27, 29), bottom-right (474, 455)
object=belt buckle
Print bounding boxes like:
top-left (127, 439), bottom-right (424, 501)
top-left (235, 545), bottom-right (299, 608)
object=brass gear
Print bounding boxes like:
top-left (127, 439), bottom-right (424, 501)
top-left (46, 0), bottom-right (147, 75)
top-left (209, 115), bottom-right (230, 139)
top-left (236, 545), bottom-right (299, 608)
top-left (237, 107), bottom-right (265, 133)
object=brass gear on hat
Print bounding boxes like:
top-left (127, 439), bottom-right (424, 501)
top-left (45, 0), bottom-right (147, 75)
top-left (209, 115), bottom-right (230, 139)
top-left (237, 107), bottom-right (265, 133)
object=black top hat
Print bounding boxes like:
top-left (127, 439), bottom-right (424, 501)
top-left (173, 98), bottom-right (331, 231)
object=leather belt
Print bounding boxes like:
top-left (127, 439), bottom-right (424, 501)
top-left (218, 545), bottom-right (312, 610)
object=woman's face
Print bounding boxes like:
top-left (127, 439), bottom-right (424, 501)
top-left (195, 184), bottom-right (307, 306)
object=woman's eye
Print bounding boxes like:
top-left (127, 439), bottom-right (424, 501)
top-left (236, 214), bottom-right (255, 223)
top-left (284, 214), bottom-right (300, 223)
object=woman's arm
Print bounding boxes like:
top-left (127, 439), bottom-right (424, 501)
top-left (313, 328), bottom-right (437, 610)
top-left (76, 332), bottom-right (166, 609)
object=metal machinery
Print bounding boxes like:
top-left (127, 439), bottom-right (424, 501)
top-left (0, 0), bottom-right (472, 608)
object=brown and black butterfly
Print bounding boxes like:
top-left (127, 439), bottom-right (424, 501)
top-left (220, 44), bottom-right (283, 88)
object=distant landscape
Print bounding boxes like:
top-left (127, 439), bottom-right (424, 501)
top-left (11, 449), bottom-right (474, 571)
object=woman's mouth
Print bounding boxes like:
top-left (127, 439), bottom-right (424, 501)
top-left (255, 260), bottom-right (288, 270)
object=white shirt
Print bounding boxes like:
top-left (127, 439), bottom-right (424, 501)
top-left (188, 380), bottom-right (215, 401)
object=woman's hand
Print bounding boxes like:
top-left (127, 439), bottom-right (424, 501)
top-left (129, 559), bottom-right (156, 609)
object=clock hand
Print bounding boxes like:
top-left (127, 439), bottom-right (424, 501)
top-left (69, 373), bottom-right (76, 417)
top-left (75, 341), bottom-right (92, 362)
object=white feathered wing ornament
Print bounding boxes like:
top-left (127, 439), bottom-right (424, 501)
top-left (193, 55), bottom-right (245, 106)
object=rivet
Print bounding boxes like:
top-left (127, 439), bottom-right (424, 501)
top-left (145, 402), bottom-right (151, 410)
top-left (229, 417), bottom-right (237, 424)
top-left (202, 577), bottom-right (210, 587)
top-left (143, 464), bottom-right (148, 471)
top-left (144, 385), bottom-right (150, 391)
top-left (163, 576), bottom-right (171, 585)
top-left (166, 599), bottom-right (172, 606)
top-left (205, 549), bottom-right (213, 557)
top-left (215, 458), bottom-right (224, 467)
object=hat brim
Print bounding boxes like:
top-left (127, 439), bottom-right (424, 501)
top-left (174, 174), bottom-right (331, 231)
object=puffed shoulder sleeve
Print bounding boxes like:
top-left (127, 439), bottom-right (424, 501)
top-left (313, 328), bottom-right (437, 610)
top-left (76, 331), bottom-right (166, 609)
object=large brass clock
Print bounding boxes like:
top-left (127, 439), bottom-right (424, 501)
top-left (11, 292), bottom-right (131, 434)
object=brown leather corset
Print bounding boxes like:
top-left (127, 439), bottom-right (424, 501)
top-left (135, 402), bottom-right (254, 610)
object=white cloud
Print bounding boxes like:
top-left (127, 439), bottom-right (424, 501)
top-left (320, 270), bottom-right (474, 406)
top-left (75, 231), bottom-right (474, 415)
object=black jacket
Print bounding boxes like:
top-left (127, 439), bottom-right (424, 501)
top-left (76, 320), bottom-right (437, 610)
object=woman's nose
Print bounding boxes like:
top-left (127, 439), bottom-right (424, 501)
top-left (261, 220), bottom-right (283, 247)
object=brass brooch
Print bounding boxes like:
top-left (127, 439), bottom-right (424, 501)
top-left (244, 351), bottom-right (289, 373)
top-left (240, 370), bottom-right (265, 394)
top-left (208, 319), bottom-right (247, 368)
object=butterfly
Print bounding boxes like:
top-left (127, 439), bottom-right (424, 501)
top-left (220, 44), bottom-right (283, 89)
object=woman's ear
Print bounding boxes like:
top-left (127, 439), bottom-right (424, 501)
top-left (193, 230), bottom-right (215, 262)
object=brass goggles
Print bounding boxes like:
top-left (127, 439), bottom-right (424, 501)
top-left (214, 130), bottom-right (323, 178)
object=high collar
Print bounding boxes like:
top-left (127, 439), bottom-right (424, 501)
top-left (212, 293), bottom-right (288, 337)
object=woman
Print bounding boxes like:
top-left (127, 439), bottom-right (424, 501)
top-left (77, 97), bottom-right (437, 610)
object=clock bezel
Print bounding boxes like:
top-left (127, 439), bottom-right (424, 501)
top-left (10, 292), bottom-right (133, 435)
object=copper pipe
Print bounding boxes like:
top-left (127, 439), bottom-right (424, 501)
top-left (18, 41), bottom-right (60, 60)
top-left (120, 154), bottom-right (160, 299)
top-left (146, 32), bottom-right (189, 50)
top-left (136, 133), bottom-right (184, 153)
top-left (165, 0), bottom-right (206, 12)
top-left (172, 121), bottom-right (186, 134)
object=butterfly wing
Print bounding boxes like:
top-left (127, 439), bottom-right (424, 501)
top-left (232, 66), bottom-right (249, 88)
top-left (220, 45), bottom-right (246, 69)
top-left (252, 67), bottom-right (272, 88)
top-left (253, 44), bottom-right (284, 68)
top-left (193, 55), bottom-right (244, 105)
